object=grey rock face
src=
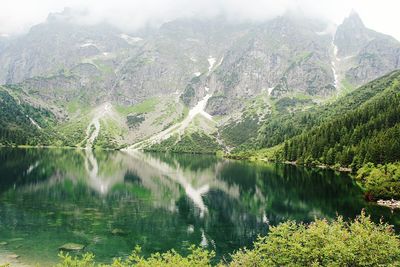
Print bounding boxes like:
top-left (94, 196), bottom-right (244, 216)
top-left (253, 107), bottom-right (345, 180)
top-left (207, 15), bottom-right (335, 114)
top-left (335, 11), bottom-right (400, 87)
top-left (334, 11), bottom-right (375, 58)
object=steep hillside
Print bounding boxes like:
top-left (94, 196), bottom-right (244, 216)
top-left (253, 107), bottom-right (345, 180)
top-left (0, 86), bottom-right (60, 146)
top-left (258, 70), bottom-right (400, 149)
top-left (280, 71), bottom-right (400, 167)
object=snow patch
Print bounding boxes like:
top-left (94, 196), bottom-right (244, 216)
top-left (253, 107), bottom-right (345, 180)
top-left (190, 57), bottom-right (197, 62)
top-left (205, 86), bottom-right (209, 92)
top-left (80, 41), bottom-right (96, 48)
top-left (207, 56), bottom-right (216, 74)
top-left (194, 72), bottom-right (201, 77)
top-left (28, 117), bottom-right (42, 129)
top-left (331, 62), bottom-right (338, 88)
top-left (85, 103), bottom-right (112, 149)
top-left (331, 40), bottom-right (340, 88)
top-left (120, 34), bottom-right (143, 44)
top-left (187, 93), bottom-right (213, 122)
top-left (216, 57), bottom-right (224, 68)
top-left (267, 87), bottom-right (274, 96)
top-left (333, 44), bottom-right (340, 62)
top-left (130, 93), bottom-right (214, 149)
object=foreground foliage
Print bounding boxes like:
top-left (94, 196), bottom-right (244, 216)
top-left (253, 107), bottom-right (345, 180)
top-left (56, 213), bottom-right (400, 267)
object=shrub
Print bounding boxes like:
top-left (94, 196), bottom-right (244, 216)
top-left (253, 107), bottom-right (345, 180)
top-left (228, 212), bottom-right (400, 266)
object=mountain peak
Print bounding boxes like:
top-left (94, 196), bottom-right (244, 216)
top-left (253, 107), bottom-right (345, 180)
top-left (342, 10), bottom-right (365, 29)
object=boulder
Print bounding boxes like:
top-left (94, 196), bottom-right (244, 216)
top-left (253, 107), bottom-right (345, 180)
top-left (59, 243), bottom-right (85, 252)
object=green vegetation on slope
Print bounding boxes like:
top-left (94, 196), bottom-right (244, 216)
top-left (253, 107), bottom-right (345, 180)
top-left (147, 132), bottom-right (221, 154)
top-left (55, 213), bottom-right (400, 266)
top-left (115, 98), bottom-right (159, 116)
top-left (280, 76), bottom-right (400, 168)
top-left (221, 116), bottom-right (260, 149)
top-left (0, 87), bottom-right (59, 146)
top-left (258, 70), bottom-right (400, 149)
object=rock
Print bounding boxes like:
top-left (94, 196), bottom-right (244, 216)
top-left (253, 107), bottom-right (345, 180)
top-left (8, 238), bottom-right (24, 242)
top-left (7, 254), bottom-right (20, 259)
top-left (111, 228), bottom-right (125, 236)
top-left (0, 242), bottom-right (7, 246)
top-left (377, 199), bottom-right (400, 209)
top-left (59, 243), bottom-right (85, 252)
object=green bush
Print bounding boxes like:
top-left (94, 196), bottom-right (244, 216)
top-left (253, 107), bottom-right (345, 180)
top-left (229, 212), bottom-right (400, 266)
top-left (356, 162), bottom-right (400, 200)
top-left (57, 246), bottom-right (214, 267)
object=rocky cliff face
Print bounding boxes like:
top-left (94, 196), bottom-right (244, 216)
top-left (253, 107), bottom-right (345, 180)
top-left (210, 15), bottom-right (334, 112)
top-left (334, 12), bottom-right (400, 86)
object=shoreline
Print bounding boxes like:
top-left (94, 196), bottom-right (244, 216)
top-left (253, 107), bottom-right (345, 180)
top-left (377, 199), bottom-right (400, 209)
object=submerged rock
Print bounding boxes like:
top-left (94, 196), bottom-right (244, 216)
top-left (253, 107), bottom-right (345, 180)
top-left (377, 199), bottom-right (400, 209)
top-left (8, 238), bottom-right (24, 242)
top-left (111, 228), bottom-right (126, 236)
top-left (59, 243), bottom-right (85, 252)
top-left (0, 242), bottom-right (7, 246)
top-left (7, 254), bottom-right (20, 259)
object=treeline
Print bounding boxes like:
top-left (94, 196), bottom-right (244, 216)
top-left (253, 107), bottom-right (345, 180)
top-left (281, 78), bottom-right (400, 168)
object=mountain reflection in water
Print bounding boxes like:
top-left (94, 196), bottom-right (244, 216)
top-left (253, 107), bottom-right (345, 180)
top-left (0, 148), bottom-right (399, 266)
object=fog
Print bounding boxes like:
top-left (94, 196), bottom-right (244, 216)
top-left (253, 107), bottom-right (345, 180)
top-left (0, 0), bottom-right (399, 40)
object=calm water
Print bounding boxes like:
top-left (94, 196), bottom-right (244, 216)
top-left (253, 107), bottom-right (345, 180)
top-left (0, 148), bottom-right (399, 265)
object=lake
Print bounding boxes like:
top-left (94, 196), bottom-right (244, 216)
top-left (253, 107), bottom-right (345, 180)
top-left (0, 148), bottom-right (399, 266)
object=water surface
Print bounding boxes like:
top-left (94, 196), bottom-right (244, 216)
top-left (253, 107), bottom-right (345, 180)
top-left (0, 148), bottom-right (399, 265)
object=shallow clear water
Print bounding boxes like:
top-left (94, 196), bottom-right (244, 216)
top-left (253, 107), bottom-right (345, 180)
top-left (0, 148), bottom-right (399, 265)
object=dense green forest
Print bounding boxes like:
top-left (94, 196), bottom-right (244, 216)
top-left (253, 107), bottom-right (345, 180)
top-left (280, 75), bottom-right (400, 168)
top-left (54, 213), bottom-right (400, 266)
top-left (0, 86), bottom-right (59, 146)
top-left (257, 70), bottom-right (400, 150)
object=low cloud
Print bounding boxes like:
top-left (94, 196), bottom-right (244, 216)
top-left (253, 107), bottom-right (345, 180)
top-left (0, 0), bottom-right (399, 40)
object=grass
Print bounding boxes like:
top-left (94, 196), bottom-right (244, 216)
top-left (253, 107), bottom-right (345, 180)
top-left (65, 100), bottom-right (91, 114)
top-left (340, 78), bottom-right (356, 96)
top-left (152, 101), bottom-right (178, 126)
top-left (93, 59), bottom-right (114, 74)
top-left (115, 98), bottom-right (160, 116)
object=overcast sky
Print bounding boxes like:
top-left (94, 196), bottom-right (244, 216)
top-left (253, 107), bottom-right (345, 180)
top-left (1, 0), bottom-right (400, 40)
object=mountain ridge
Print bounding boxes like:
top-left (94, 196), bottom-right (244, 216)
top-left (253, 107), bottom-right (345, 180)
top-left (0, 10), bottom-right (399, 151)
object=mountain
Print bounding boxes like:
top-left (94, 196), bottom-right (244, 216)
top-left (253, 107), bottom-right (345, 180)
top-left (334, 11), bottom-right (400, 87)
top-left (0, 9), bottom-right (399, 151)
